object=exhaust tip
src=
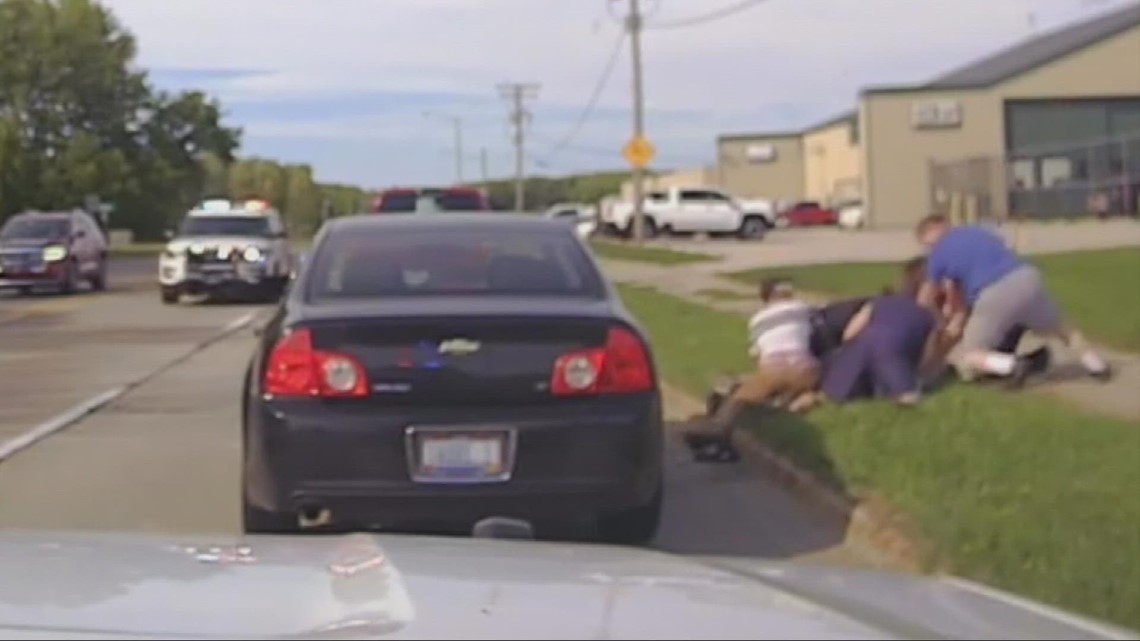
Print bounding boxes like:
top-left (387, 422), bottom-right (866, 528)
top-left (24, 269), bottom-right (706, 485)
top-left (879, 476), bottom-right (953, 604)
top-left (298, 505), bottom-right (332, 529)
top-left (472, 516), bottom-right (535, 540)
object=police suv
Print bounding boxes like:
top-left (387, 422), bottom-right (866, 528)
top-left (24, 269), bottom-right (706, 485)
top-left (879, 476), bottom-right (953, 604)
top-left (158, 199), bottom-right (293, 304)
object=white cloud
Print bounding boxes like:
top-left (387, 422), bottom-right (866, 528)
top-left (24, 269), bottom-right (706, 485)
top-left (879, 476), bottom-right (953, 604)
top-left (101, 0), bottom-right (1138, 185)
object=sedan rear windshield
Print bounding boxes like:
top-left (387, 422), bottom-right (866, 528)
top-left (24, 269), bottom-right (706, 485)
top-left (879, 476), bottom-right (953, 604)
top-left (0, 217), bottom-right (70, 240)
top-left (306, 227), bottom-right (604, 300)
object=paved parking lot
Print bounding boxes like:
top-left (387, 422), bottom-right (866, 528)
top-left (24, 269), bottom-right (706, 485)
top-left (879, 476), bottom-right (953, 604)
top-left (0, 260), bottom-right (862, 567)
top-left (643, 219), bottom-right (1140, 271)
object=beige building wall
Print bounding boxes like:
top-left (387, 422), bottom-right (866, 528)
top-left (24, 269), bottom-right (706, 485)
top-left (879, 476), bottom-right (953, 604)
top-left (802, 117), bottom-right (862, 204)
top-left (715, 135), bottom-right (805, 201)
top-left (861, 24), bottom-right (1140, 228)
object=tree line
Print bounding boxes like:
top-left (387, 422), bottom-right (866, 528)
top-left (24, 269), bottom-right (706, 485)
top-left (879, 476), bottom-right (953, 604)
top-left (480, 171), bottom-right (630, 211)
top-left (0, 0), bottom-right (368, 240)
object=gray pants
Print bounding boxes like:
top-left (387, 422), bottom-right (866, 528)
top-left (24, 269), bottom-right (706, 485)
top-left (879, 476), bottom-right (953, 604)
top-left (952, 265), bottom-right (1063, 377)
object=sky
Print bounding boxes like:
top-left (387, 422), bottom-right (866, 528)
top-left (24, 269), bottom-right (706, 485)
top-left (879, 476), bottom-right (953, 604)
top-left (103, 0), bottom-right (1136, 189)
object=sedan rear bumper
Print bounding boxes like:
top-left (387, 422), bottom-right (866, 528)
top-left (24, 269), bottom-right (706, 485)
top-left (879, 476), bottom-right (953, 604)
top-left (244, 394), bottom-right (664, 527)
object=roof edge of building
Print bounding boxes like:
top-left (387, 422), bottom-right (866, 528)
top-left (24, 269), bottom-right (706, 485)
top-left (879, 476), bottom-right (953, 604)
top-left (717, 130), bottom-right (803, 142)
top-left (922, 2), bottom-right (1140, 90)
top-left (802, 109), bottom-right (858, 134)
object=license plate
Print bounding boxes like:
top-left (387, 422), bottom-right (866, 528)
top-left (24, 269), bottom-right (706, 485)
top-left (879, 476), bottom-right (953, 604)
top-left (408, 429), bottom-right (513, 484)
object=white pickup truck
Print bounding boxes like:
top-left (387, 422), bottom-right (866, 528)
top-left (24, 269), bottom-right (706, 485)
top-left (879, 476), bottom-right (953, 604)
top-left (601, 187), bottom-right (766, 239)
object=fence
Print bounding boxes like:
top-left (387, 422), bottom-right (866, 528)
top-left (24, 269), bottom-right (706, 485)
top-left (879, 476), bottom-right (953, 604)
top-left (929, 131), bottom-right (1140, 223)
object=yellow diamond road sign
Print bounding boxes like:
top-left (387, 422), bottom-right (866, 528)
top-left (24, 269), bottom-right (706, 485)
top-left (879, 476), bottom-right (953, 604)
top-left (623, 136), bottom-right (656, 169)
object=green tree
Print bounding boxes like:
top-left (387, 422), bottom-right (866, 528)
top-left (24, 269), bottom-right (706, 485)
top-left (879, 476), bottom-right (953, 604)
top-left (0, 0), bottom-right (240, 238)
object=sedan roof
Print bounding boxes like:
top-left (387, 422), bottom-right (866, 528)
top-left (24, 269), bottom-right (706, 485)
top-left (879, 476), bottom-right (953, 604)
top-left (327, 213), bottom-right (562, 234)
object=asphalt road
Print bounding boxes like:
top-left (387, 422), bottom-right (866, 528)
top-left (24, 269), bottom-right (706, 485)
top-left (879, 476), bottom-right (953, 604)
top-left (0, 258), bottom-right (861, 567)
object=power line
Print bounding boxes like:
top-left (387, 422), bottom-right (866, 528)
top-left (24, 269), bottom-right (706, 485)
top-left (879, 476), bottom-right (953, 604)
top-left (645, 0), bottom-right (772, 29)
top-left (537, 30), bottom-right (627, 165)
top-left (497, 82), bottom-right (541, 211)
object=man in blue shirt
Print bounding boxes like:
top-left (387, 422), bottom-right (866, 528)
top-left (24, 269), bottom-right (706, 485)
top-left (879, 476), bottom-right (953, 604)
top-left (915, 214), bottom-right (1111, 388)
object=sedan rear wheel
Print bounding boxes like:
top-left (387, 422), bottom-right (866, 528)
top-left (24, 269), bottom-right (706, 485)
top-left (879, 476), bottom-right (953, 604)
top-left (59, 260), bottom-right (79, 295)
top-left (242, 496), bottom-right (298, 534)
top-left (89, 255), bottom-right (108, 291)
top-left (598, 482), bottom-right (663, 545)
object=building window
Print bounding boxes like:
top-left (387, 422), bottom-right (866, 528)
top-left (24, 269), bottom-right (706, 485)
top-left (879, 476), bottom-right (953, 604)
top-left (1005, 98), bottom-right (1140, 219)
top-left (848, 119), bottom-right (859, 145)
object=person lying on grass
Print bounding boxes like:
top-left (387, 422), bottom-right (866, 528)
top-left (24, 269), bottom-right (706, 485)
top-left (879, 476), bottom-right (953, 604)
top-left (809, 257), bottom-right (959, 407)
top-left (684, 277), bottom-right (820, 463)
top-left (915, 214), bottom-right (1111, 388)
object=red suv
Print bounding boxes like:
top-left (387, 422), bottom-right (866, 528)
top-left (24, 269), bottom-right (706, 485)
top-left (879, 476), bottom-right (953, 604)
top-left (0, 210), bottom-right (109, 295)
top-left (372, 187), bottom-right (492, 213)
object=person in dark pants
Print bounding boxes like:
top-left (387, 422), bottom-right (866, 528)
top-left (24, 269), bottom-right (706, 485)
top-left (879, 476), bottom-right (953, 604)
top-left (815, 271), bottom-right (943, 406)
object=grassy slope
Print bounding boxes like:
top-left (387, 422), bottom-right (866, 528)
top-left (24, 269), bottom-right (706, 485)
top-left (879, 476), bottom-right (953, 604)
top-left (617, 282), bottom-right (1140, 630)
top-left (723, 248), bottom-right (1140, 351)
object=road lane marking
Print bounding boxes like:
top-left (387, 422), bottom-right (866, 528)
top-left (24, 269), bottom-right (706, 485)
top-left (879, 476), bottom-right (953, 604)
top-left (0, 388), bottom-right (126, 462)
top-left (224, 311), bottom-right (256, 333)
top-left (0, 310), bottom-right (260, 463)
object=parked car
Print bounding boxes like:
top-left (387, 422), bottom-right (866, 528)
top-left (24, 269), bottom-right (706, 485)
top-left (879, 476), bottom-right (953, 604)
top-left (836, 200), bottom-right (866, 229)
top-left (601, 187), bottom-right (765, 239)
top-left (372, 187), bottom-right (492, 213)
top-left (543, 203), bottom-right (598, 239)
top-left (0, 210), bottom-right (108, 295)
top-left (241, 213), bottom-right (664, 544)
top-left (774, 201), bottom-right (839, 228)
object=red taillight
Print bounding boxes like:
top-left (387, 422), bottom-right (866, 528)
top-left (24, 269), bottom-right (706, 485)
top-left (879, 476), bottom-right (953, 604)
top-left (263, 328), bottom-right (369, 398)
top-left (551, 327), bottom-right (653, 396)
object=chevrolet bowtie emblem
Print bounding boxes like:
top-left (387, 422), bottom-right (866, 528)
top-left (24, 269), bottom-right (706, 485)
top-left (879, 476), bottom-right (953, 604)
top-left (438, 338), bottom-right (481, 355)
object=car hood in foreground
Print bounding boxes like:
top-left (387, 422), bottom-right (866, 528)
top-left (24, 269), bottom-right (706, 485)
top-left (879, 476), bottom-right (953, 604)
top-left (0, 530), bottom-right (1133, 640)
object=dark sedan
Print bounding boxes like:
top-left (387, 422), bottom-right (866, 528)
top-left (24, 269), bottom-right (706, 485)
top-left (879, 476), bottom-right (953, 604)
top-left (241, 214), bottom-right (664, 543)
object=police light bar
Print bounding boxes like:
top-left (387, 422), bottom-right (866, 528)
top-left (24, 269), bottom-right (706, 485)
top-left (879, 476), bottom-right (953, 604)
top-left (199, 199), bottom-right (232, 212)
top-left (242, 199), bottom-right (269, 212)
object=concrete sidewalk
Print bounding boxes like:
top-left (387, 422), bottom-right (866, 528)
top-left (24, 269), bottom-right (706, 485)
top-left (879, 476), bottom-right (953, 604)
top-left (603, 257), bottom-right (1140, 423)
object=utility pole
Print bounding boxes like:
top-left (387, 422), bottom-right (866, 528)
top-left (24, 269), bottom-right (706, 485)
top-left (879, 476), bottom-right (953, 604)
top-left (498, 82), bottom-right (541, 211)
top-left (423, 111), bottom-right (464, 184)
top-left (626, 0), bottom-right (648, 242)
top-left (480, 147), bottom-right (489, 184)
top-left (453, 118), bottom-right (464, 184)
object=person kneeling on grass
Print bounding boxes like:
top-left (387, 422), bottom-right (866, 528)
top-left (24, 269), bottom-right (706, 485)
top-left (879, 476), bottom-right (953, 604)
top-left (807, 257), bottom-right (948, 406)
top-left (684, 277), bottom-right (820, 463)
top-left (915, 214), bottom-right (1111, 388)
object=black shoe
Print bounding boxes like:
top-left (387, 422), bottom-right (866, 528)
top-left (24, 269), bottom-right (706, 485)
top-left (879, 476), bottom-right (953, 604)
top-left (683, 433), bottom-right (740, 464)
top-left (1025, 346), bottom-right (1051, 376)
top-left (1005, 356), bottom-right (1033, 390)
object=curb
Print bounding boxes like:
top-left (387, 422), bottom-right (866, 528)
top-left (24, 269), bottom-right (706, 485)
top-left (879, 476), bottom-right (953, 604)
top-left (0, 311), bottom-right (259, 463)
top-left (663, 381), bottom-right (928, 573)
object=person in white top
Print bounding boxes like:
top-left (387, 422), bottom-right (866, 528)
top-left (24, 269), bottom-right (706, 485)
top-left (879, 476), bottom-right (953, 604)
top-left (684, 278), bottom-right (821, 463)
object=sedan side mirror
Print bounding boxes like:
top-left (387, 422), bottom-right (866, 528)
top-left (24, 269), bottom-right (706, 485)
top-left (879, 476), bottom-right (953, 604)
top-left (72, 229), bottom-right (86, 239)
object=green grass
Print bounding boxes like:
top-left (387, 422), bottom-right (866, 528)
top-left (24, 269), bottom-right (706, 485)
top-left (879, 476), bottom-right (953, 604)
top-left (108, 243), bottom-right (166, 257)
top-left (588, 240), bottom-right (718, 265)
top-left (723, 248), bottom-right (1140, 351)
top-left (694, 287), bottom-right (753, 301)
top-left (617, 282), bottom-right (1140, 630)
